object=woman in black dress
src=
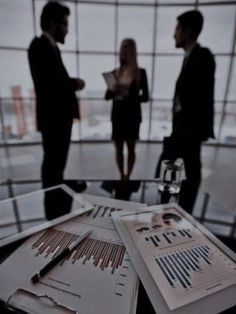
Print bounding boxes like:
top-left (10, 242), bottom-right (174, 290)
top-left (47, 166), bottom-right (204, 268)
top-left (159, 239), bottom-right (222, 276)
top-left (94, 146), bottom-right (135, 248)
top-left (105, 38), bottom-right (149, 180)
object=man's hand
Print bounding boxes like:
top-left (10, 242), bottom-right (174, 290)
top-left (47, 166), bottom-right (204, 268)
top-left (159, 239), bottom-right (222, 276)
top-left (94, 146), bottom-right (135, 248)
top-left (76, 78), bottom-right (85, 90)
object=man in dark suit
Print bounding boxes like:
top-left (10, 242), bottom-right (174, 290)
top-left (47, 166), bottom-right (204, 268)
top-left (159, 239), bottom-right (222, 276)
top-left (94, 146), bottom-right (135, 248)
top-left (155, 10), bottom-right (215, 213)
top-left (28, 2), bottom-right (85, 188)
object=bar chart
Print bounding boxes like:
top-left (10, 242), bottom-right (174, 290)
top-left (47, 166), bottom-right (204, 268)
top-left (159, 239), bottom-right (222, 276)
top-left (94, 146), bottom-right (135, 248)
top-left (155, 244), bottom-right (212, 289)
top-left (83, 205), bottom-right (122, 219)
top-left (114, 205), bottom-right (236, 310)
top-left (32, 229), bottom-right (125, 273)
top-left (145, 228), bottom-right (193, 248)
top-left (153, 239), bottom-right (236, 302)
top-left (0, 196), bottom-right (141, 314)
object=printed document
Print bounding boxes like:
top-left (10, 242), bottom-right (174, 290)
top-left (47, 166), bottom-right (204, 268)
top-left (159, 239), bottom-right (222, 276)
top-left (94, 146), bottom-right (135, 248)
top-left (102, 71), bottom-right (117, 89)
top-left (0, 195), bottom-right (144, 314)
top-left (113, 203), bottom-right (236, 313)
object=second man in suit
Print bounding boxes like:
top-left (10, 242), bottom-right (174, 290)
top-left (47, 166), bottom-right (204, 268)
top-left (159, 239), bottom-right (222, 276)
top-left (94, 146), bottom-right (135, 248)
top-left (155, 10), bottom-right (215, 213)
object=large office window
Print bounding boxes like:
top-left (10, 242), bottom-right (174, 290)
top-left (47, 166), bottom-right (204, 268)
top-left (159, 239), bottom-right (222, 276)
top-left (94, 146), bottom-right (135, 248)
top-left (0, 0), bottom-right (235, 146)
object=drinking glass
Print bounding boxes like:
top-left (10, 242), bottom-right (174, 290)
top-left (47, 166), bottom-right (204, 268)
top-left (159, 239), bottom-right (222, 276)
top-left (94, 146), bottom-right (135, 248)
top-left (158, 160), bottom-right (183, 203)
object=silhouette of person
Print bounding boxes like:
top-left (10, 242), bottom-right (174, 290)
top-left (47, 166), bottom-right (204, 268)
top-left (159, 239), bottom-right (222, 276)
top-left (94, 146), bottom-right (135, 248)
top-left (155, 10), bottom-right (215, 213)
top-left (44, 187), bottom-right (72, 221)
top-left (28, 2), bottom-right (85, 188)
top-left (105, 38), bottom-right (149, 180)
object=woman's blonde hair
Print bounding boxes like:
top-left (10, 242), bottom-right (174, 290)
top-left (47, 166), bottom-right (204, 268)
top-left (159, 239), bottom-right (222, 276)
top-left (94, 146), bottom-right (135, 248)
top-left (118, 38), bottom-right (140, 86)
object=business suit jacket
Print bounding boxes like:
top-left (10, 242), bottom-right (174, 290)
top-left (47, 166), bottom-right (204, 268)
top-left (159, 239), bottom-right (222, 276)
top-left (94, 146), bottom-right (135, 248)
top-left (105, 68), bottom-right (149, 124)
top-left (172, 43), bottom-right (215, 141)
top-left (28, 34), bottom-right (78, 132)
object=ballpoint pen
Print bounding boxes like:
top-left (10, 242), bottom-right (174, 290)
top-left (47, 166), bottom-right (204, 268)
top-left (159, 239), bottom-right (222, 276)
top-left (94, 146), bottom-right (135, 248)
top-left (31, 229), bottom-right (92, 284)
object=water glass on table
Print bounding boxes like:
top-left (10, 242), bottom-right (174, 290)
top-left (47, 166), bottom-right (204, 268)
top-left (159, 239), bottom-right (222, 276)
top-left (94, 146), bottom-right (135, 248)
top-left (158, 160), bottom-right (183, 204)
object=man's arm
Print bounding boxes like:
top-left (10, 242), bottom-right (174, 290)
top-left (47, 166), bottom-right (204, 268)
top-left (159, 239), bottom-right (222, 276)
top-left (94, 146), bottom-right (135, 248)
top-left (183, 47), bottom-right (215, 139)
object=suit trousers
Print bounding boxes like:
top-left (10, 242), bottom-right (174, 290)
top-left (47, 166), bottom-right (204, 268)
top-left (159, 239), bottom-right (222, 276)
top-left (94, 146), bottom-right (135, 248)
top-left (155, 135), bottom-right (202, 214)
top-left (41, 120), bottom-right (72, 188)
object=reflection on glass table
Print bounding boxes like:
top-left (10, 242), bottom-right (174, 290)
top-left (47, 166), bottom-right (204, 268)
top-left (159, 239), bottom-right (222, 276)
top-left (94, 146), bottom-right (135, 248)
top-left (0, 179), bottom-right (236, 251)
top-left (0, 184), bottom-right (92, 249)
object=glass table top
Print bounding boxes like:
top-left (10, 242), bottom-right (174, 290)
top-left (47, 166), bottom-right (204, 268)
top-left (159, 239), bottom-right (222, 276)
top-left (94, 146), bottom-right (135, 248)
top-left (0, 179), bottom-right (235, 251)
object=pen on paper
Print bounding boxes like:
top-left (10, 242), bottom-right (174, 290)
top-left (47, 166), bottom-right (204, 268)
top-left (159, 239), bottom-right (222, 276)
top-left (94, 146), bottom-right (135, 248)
top-left (31, 229), bottom-right (92, 284)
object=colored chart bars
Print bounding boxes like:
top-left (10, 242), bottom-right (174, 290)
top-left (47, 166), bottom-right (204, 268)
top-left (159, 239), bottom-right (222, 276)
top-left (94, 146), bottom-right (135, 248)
top-left (155, 244), bottom-right (212, 289)
top-left (83, 205), bottom-right (122, 219)
top-left (32, 229), bottom-right (125, 273)
top-left (145, 228), bottom-right (192, 247)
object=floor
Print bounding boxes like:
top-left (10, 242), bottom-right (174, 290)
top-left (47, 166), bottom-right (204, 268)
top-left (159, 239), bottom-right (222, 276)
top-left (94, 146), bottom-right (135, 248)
top-left (2, 142), bottom-right (236, 181)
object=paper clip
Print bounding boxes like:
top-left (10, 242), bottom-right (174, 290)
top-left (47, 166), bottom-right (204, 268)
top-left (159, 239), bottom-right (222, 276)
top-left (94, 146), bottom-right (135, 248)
top-left (6, 288), bottom-right (78, 313)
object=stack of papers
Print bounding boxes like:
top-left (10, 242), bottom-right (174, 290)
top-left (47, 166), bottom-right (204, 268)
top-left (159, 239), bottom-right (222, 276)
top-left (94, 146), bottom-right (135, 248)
top-left (1, 196), bottom-right (236, 314)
